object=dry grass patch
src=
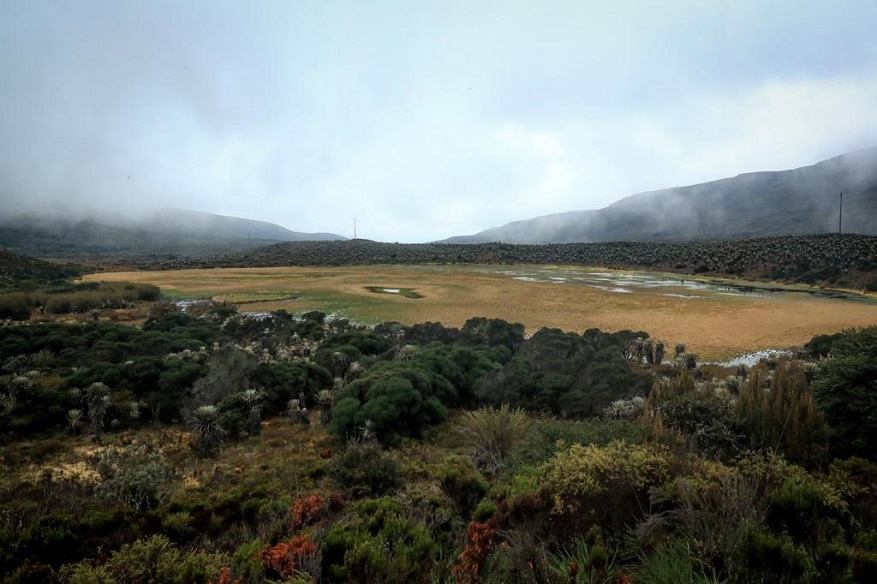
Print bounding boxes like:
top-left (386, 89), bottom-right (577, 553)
top-left (85, 265), bottom-right (877, 360)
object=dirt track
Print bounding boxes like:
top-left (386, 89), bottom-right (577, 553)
top-left (86, 265), bottom-right (877, 360)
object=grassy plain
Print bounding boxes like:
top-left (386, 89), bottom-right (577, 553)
top-left (85, 265), bottom-right (877, 360)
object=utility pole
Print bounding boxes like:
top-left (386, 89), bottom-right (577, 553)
top-left (353, 218), bottom-right (357, 240)
top-left (839, 192), bottom-right (843, 234)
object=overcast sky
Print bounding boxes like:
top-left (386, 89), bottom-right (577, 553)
top-left (2, 1), bottom-right (876, 242)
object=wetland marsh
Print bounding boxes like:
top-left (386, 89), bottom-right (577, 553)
top-left (84, 264), bottom-right (877, 360)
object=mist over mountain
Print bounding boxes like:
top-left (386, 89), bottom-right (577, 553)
top-left (0, 208), bottom-right (346, 257)
top-left (445, 147), bottom-right (877, 244)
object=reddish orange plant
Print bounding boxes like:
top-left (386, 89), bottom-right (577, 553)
top-left (452, 519), bottom-right (498, 583)
top-left (258, 535), bottom-right (318, 579)
top-left (209, 566), bottom-right (243, 584)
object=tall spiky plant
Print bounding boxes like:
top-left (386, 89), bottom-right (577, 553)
top-left (456, 404), bottom-right (531, 471)
top-left (737, 361), bottom-right (827, 465)
top-left (240, 388), bottom-right (266, 436)
top-left (189, 405), bottom-right (225, 458)
top-left (67, 408), bottom-right (84, 434)
top-left (84, 382), bottom-right (110, 441)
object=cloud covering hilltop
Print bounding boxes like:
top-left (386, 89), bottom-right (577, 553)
top-left (2, 1), bottom-right (877, 242)
top-left (445, 147), bottom-right (877, 243)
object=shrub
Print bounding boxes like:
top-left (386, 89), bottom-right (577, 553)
top-left (510, 418), bottom-right (649, 468)
top-left (853, 549), bottom-right (877, 581)
top-left (629, 539), bottom-right (712, 584)
top-left (0, 292), bottom-right (33, 320)
top-left (61, 534), bottom-right (227, 584)
top-left (767, 477), bottom-right (848, 550)
top-left (472, 500), bottom-right (497, 523)
top-left (128, 282), bottom-right (161, 301)
top-left (641, 469), bottom-right (769, 580)
top-left (662, 391), bottom-right (743, 460)
top-left (451, 519), bottom-right (497, 583)
top-left (258, 534), bottom-right (319, 581)
top-left (477, 328), bottom-right (651, 418)
top-left (327, 438), bottom-right (401, 497)
top-left (543, 441), bottom-right (671, 535)
top-left (741, 528), bottom-right (813, 582)
top-left (329, 369), bottom-right (449, 444)
top-left (321, 497), bottom-right (435, 583)
top-left (92, 443), bottom-right (176, 510)
top-left (812, 326), bottom-right (877, 460)
top-left (287, 492), bottom-right (345, 532)
top-left (441, 463), bottom-right (488, 519)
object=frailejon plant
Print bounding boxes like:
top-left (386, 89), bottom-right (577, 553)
top-left (239, 388), bottom-right (266, 436)
top-left (84, 381), bottom-right (110, 441)
top-left (189, 404), bottom-right (225, 458)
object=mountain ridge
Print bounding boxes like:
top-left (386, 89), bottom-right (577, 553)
top-left (444, 146), bottom-right (877, 244)
top-left (0, 207), bottom-right (346, 257)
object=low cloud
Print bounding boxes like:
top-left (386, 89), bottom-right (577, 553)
top-left (1, 1), bottom-right (876, 242)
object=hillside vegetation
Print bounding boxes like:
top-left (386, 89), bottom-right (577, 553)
top-left (0, 251), bottom-right (85, 292)
top-left (131, 233), bottom-right (877, 291)
top-left (2, 298), bottom-right (877, 582)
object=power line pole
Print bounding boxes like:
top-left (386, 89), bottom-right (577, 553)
top-left (839, 192), bottom-right (843, 234)
top-left (353, 218), bottom-right (357, 240)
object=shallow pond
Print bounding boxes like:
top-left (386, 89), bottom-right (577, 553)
top-left (475, 266), bottom-right (869, 302)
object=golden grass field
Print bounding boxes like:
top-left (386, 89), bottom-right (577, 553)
top-left (85, 264), bottom-right (877, 360)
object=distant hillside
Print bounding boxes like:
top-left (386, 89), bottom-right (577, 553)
top-left (0, 208), bottom-right (346, 257)
top-left (0, 250), bottom-right (86, 291)
top-left (446, 147), bottom-right (877, 243)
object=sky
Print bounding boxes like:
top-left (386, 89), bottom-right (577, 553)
top-left (2, 1), bottom-right (876, 242)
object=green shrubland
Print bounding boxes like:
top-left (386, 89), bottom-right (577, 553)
top-left (2, 281), bottom-right (877, 583)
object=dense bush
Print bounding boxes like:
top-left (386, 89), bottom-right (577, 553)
top-left (42, 281), bottom-right (160, 314)
top-left (92, 443), bottom-right (177, 510)
top-left (329, 370), bottom-right (448, 444)
top-left (812, 326), bottom-right (877, 460)
top-left (326, 438), bottom-right (402, 497)
top-left (478, 327), bottom-right (652, 418)
top-left (543, 441), bottom-right (672, 536)
top-left (320, 497), bottom-right (436, 583)
top-left (60, 534), bottom-right (227, 583)
top-left (0, 292), bottom-right (33, 320)
top-left (662, 391), bottom-right (743, 460)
